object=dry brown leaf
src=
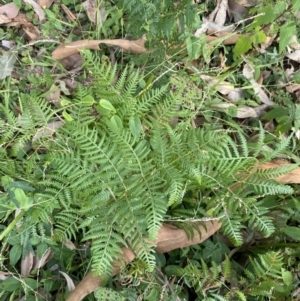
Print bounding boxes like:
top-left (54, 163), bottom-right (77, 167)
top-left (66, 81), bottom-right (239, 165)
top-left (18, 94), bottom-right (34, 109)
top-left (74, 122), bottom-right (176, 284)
top-left (200, 75), bottom-right (235, 95)
top-left (228, 0), bottom-right (248, 22)
top-left (286, 84), bottom-right (300, 93)
top-left (61, 4), bottom-right (76, 22)
top-left (22, 24), bottom-right (41, 41)
top-left (211, 103), bottom-right (268, 118)
top-left (0, 14), bottom-right (11, 24)
top-left (23, 0), bottom-right (45, 22)
top-left (82, 0), bottom-right (100, 23)
top-left (60, 271), bottom-right (76, 291)
top-left (1, 40), bottom-right (14, 49)
top-left (257, 70), bottom-right (270, 85)
top-left (6, 14), bottom-right (31, 27)
top-left (64, 78), bottom-right (78, 90)
top-left (235, 0), bottom-right (258, 6)
top-left (0, 271), bottom-right (11, 280)
top-left (45, 84), bottom-right (61, 105)
top-left (37, 0), bottom-right (54, 9)
top-left (0, 2), bottom-right (19, 18)
top-left (284, 66), bottom-right (294, 79)
top-left (195, 18), bottom-right (234, 37)
top-left (32, 249), bottom-right (53, 270)
top-left (206, 32), bottom-right (244, 45)
top-left (208, 0), bottom-right (228, 26)
top-left (243, 63), bottom-right (274, 106)
top-left (60, 53), bottom-right (83, 70)
top-left (52, 38), bottom-right (147, 60)
top-left (21, 251), bottom-right (33, 276)
top-left (236, 104), bottom-right (268, 118)
top-left (288, 35), bottom-right (300, 50)
top-left (66, 221), bottom-right (221, 301)
top-left (210, 103), bottom-right (256, 117)
top-left (286, 50), bottom-right (300, 63)
top-left (32, 121), bottom-right (65, 143)
top-left (64, 240), bottom-right (77, 250)
top-left (257, 35), bottom-right (276, 53)
top-left (227, 89), bottom-right (244, 102)
top-left (155, 221), bottom-right (222, 252)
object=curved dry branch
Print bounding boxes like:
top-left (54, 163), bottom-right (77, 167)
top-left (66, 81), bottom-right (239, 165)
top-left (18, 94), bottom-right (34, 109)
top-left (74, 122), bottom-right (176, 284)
top-left (66, 221), bottom-right (222, 301)
top-left (67, 159), bottom-right (300, 301)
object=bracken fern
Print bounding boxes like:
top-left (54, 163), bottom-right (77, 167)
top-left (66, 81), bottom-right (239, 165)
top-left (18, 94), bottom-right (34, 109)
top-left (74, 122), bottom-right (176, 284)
top-left (0, 50), bottom-right (296, 276)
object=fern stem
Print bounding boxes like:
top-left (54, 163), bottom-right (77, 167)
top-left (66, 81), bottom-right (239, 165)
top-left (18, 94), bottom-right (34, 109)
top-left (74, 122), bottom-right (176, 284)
top-left (0, 211), bottom-right (26, 241)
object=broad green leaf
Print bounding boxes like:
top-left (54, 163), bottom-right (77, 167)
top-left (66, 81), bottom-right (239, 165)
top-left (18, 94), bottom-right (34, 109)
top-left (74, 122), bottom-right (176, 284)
top-left (13, 188), bottom-right (27, 205)
top-left (262, 106), bottom-right (288, 121)
top-left (0, 52), bottom-right (17, 80)
top-left (9, 244), bottom-right (22, 266)
top-left (99, 99), bottom-right (116, 112)
top-left (145, 288), bottom-right (159, 301)
top-left (96, 104), bottom-right (111, 115)
top-left (62, 110), bottom-right (74, 122)
top-left (255, 5), bottom-right (274, 26)
top-left (186, 35), bottom-right (203, 60)
top-left (110, 115), bottom-right (123, 130)
top-left (282, 269), bottom-right (293, 286)
top-left (29, 237), bottom-right (41, 245)
top-left (37, 243), bottom-right (49, 259)
top-left (273, 1), bottom-right (287, 17)
top-left (274, 284), bottom-right (287, 293)
top-left (234, 36), bottom-right (252, 58)
top-left (252, 28), bottom-right (267, 45)
top-left (129, 116), bottom-right (141, 139)
top-left (292, 0), bottom-right (300, 10)
top-left (0, 276), bottom-right (21, 292)
top-left (164, 265), bottom-right (185, 277)
top-left (282, 226), bottom-right (300, 240)
top-left (154, 252), bottom-right (166, 268)
top-left (13, 188), bottom-right (33, 209)
top-left (11, 181), bottom-right (35, 191)
top-left (7, 235), bottom-right (20, 245)
top-left (82, 95), bottom-right (96, 106)
top-left (23, 278), bottom-right (41, 290)
top-left (279, 21), bottom-right (296, 54)
top-left (1, 175), bottom-right (13, 190)
top-left (44, 279), bottom-right (53, 293)
top-left (275, 121), bottom-right (292, 135)
top-left (60, 98), bottom-right (71, 107)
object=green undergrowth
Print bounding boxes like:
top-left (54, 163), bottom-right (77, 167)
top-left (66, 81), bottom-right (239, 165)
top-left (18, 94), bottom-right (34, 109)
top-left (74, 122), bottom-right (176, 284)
top-left (0, 49), bottom-right (300, 300)
top-left (1, 0), bottom-right (300, 300)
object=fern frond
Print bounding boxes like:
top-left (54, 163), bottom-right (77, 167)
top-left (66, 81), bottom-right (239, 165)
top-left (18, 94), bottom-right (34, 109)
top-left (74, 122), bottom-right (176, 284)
top-left (221, 216), bottom-right (243, 246)
top-left (0, 104), bottom-right (18, 143)
top-left (53, 210), bottom-right (79, 241)
top-left (246, 178), bottom-right (293, 195)
top-left (234, 291), bottom-right (247, 301)
top-left (85, 225), bottom-right (126, 275)
top-left (262, 134), bottom-right (293, 162)
top-left (252, 122), bottom-right (265, 157)
top-left (255, 163), bottom-right (299, 179)
top-left (222, 256), bottom-right (231, 281)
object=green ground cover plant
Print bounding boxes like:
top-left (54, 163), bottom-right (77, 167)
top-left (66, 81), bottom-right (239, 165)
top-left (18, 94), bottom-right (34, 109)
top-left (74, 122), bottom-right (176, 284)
top-left (1, 0), bottom-right (300, 300)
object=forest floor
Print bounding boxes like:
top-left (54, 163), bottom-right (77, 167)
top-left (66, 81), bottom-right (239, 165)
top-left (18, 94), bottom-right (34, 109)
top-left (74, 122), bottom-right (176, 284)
top-left (1, 0), bottom-right (300, 300)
